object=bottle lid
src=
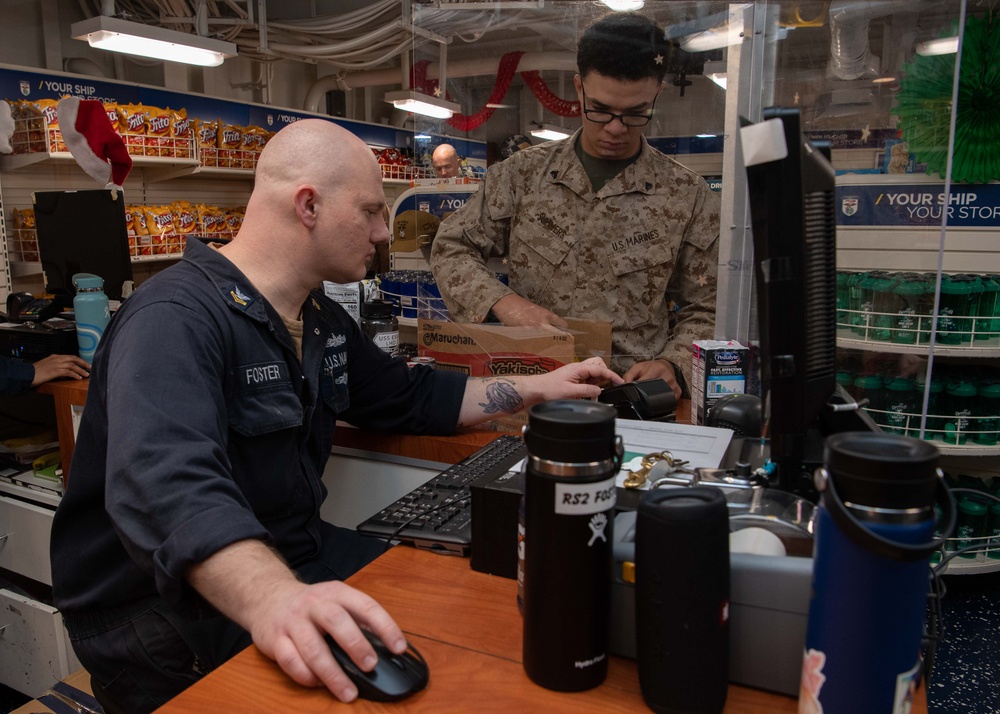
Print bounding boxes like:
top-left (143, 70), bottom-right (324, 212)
top-left (894, 278), bottom-right (927, 295)
top-left (940, 276), bottom-right (973, 295)
top-left (824, 432), bottom-right (939, 510)
top-left (958, 497), bottom-right (987, 516)
top-left (72, 272), bottom-right (104, 290)
top-left (853, 374), bottom-right (883, 389)
top-left (978, 382), bottom-right (1000, 398)
top-left (885, 377), bottom-right (913, 392)
top-left (524, 400), bottom-right (617, 464)
top-left (361, 300), bottom-right (395, 319)
top-left (946, 380), bottom-right (977, 397)
top-left (914, 375), bottom-right (944, 392)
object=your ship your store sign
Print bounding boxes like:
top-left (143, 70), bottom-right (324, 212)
top-left (837, 184), bottom-right (1000, 227)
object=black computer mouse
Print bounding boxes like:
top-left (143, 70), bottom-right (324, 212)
top-left (325, 630), bottom-right (429, 702)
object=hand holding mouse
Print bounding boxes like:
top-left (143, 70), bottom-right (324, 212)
top-left (187, 539), bottom-right (408, 703)
top-left (251, 578), bottom-right (408, 702)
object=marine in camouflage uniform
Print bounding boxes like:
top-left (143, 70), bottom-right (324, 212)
top-left (430, 127), bottom-right (720, 384)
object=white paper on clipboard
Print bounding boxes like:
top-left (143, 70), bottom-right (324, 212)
top-left (614, 420), bottom-right (733, 490)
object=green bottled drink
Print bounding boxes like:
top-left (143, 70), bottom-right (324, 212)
top-left (891, 274), bottom-right (926, 345)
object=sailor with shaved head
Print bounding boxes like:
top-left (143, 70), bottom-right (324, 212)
top-left (50, 118), bottom-right (622, 713)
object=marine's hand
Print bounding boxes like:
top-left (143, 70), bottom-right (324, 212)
top-left (622, 359), bottom-right (682, 401)
top-left (534, 357), bottom-right (623, 402)
top-left (250, 579), bottom-right (406, 703)
top-left (30, 354), bottom-right (90, 387)
top-left (491, 293), bottom-right (568, 329)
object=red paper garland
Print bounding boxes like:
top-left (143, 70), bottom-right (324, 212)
top-left (407, 52), bottom-right (581, 132)
top-left (445, 51), bottom-right (525, 132)
top-left (521, 70), bottom-right (581, 117)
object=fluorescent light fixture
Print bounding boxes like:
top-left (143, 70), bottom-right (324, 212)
top-left (697, 134), bottom-right (717, 138)
top-left (872, 76), bottom-right (896, 84)
top-left (680, 18), bottom-right (744, 52)
top-left (414, 134), bottom-right (432, 140)
top-left (384, 90), bottom-right (460, 119)
top-left (916, 37), bottom-right (958, 56)
top-left (529, 123), bottom-right (573, 141)
top-left (600, 0), bottom-right (645, 10)
top-left (71, 15), bottom-right (237, 67)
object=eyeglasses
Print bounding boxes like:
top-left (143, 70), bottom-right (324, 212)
top-left (580, 84), bottom-right (658, 127)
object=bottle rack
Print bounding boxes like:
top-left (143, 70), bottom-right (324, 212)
top-left (862, 407), bottom-right (1000, 455)
top-left (937, 533), bottom-right (1000, 574)
top-left (837, 310), bottom-right (1000, 355)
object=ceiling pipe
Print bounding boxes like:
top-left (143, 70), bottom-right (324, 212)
top-left (828, 0), bottom-right (936, 80)
top-left (304, 50), bottom-right (576, 113)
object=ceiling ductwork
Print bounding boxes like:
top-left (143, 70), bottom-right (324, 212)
top-left (828, 0), bottom-right (937, 80)
top-left (304, 51), bottom-right (576, 113)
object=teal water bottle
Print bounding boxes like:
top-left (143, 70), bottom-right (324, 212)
top-left (943, 380), bottom-right (978, 445)
top-left (891, 274), bottom-right (926, 345)
top-left (974, 381), bottom-right (1000, 446)
top-left (987, 500), bottom-right (1000, 560)
top-left (975, 275), bottom-right (999, 342)
top-left (936, 276), bottom-right (975, 344)
top-left (836, 271), bottom-right (851, 331)
top-left (913, 374), bottom-right (945, 440)
top-left (853, 374), bottom-right (885, 425)
top-left (72, 273), bottom-right (111, 364)
top-left (882, 377), bottom-right (916, 436)
top-left (847, 272), bottom-right (867, 335)
top-left (868, 273), bottom-right (897, 342)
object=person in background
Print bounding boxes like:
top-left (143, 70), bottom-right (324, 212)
top-left (431, 143), bottom-right (461, 178)
top-left (50, 118), bottom-right (621, 714)
top-left (0, 353), bottom-right (89, 395)
top-left (430, 12), bottom-right (720, 400)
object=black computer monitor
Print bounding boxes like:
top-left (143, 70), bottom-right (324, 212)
top-left (741, 108), bottom-right (839, 493)
top-left (33, 189), bottom-right (133, 302)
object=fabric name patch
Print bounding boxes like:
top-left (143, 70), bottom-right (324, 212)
top-left (238, 361), bottom-right (289, 389)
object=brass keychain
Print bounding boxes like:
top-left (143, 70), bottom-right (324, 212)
top-left (623, 451), bottom-right (692, 489)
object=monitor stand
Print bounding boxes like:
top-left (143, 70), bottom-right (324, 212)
top-left (719, 385), bottom-right (880, 502)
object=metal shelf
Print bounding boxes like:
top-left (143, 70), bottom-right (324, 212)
top-left (0, 151), bottom-right (199, 172)
top-left (838, 335), bottom-right (1000, 357)
top-left (146, 165), bottom-right (256, 183)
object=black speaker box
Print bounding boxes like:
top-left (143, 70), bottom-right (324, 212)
top-left (635, 486), bottom-right (730, 714)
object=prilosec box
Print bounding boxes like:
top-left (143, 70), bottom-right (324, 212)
top-left (691, 340), bottom-right (749, 425)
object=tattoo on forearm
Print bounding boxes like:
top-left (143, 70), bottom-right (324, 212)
top-left (479, 378), bottom-right (524, 415)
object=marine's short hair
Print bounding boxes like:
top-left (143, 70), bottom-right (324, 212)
top-left (577, 12), bottom-right (671, 83)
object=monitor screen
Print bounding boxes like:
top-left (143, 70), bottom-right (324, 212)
top-left (33, 189), bottom-right (134, 302)
top-left (741, 108), bottom-right (838, 492)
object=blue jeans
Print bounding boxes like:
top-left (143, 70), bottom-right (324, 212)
top-left (65, 522), bottom-right (387, 714)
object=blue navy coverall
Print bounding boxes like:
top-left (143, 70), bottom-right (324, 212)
top-left (0, 356), bottom-right (35, 395)
top-left (50, 239), bottom-right (467, 712)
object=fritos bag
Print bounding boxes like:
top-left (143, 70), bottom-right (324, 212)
top-left (194, 118), bottom-right (219, 167)
top-left (146, 106), bottom-right (173, 158)
top-left (217, 123), bottom-right (243, 168)
top-left (117, 103), bottom-right (149, 153)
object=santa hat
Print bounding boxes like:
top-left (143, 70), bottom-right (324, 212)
top-left (0, 100), bottom-right (14, 154)
top-left (57, 97), bottom-right (132, 188)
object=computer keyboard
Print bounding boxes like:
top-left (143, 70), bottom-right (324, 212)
top-left (356, 434), bottom-right (527, 556)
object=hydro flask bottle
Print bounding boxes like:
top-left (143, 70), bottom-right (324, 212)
top-left (521, 400), bottom-right (622, 691)
top-left (801, 432), bottom-right (955, 714)
top-left (72, 273), bottom-right (111, 364)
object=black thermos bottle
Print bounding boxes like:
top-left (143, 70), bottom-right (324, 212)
top-left (521, 400), bottom-right (622, 691)
top-left (635, 486), bottom-right (730, 713)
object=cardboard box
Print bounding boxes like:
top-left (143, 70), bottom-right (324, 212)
top-left (691, 340), bottom-right (750, 425)
top-left (417, 317), bottom-right (612, 430)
